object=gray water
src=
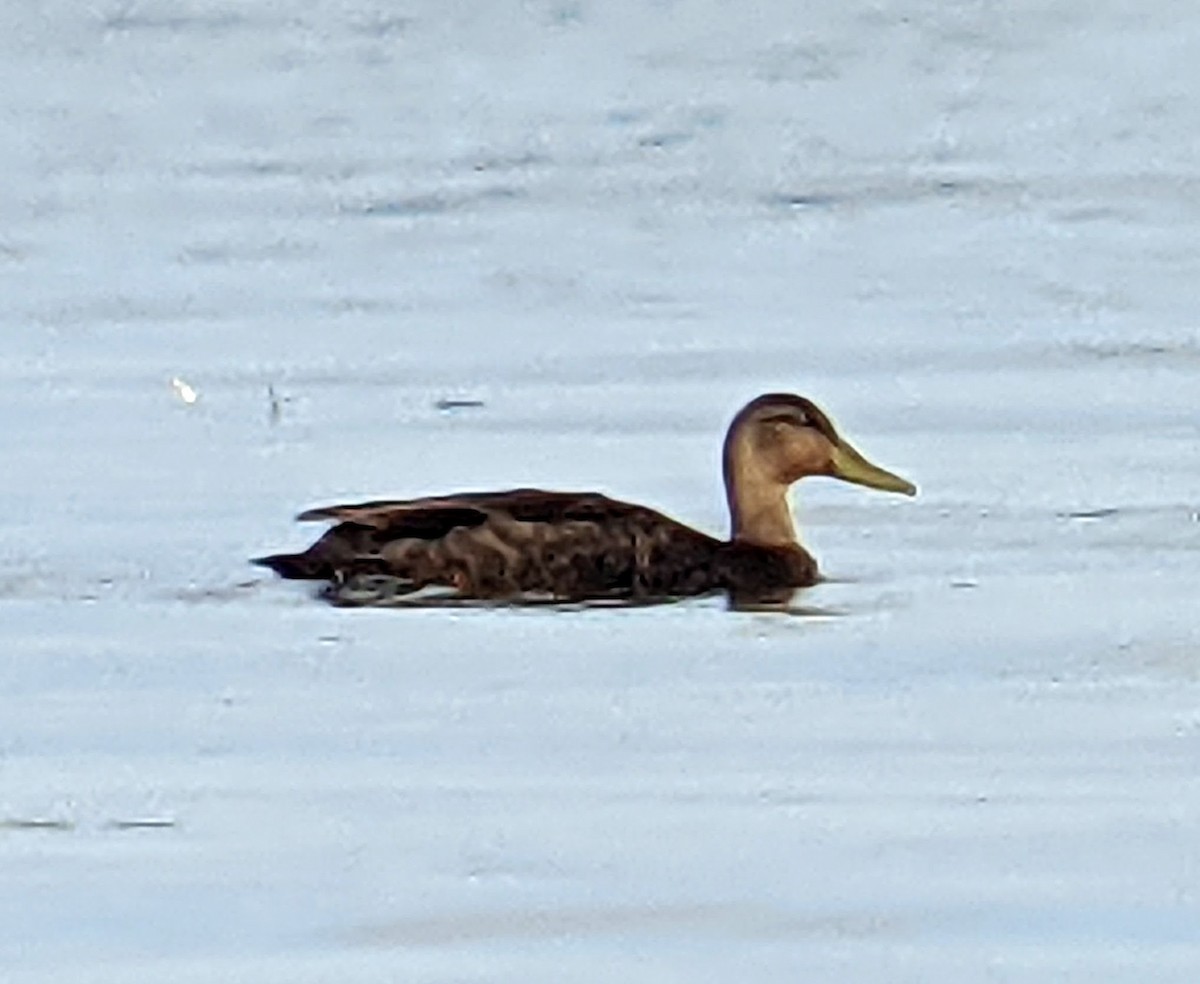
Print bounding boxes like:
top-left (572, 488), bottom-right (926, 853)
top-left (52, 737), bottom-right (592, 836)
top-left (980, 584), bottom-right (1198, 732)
top-left (3, 3), bottom-right (1200, 981)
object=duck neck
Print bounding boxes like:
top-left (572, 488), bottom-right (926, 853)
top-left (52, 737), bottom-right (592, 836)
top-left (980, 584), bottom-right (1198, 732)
top-left (723, 448), bottom-right (798, 547)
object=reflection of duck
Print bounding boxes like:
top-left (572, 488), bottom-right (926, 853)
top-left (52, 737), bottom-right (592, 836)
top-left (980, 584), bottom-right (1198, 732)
top-left (254, 392), bottom-right (915, 607)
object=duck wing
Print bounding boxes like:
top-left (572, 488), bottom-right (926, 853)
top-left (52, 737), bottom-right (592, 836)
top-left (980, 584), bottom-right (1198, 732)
top-left (254, 488), bottom-right (724, 603)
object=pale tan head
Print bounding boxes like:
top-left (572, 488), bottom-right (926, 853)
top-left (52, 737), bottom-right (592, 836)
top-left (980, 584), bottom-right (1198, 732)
top-left (722, 392), bottom-right (915, 545)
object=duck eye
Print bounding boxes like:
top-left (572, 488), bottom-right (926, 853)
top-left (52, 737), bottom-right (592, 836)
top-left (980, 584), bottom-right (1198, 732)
top-left (762, 412), bottom-right (807, 428)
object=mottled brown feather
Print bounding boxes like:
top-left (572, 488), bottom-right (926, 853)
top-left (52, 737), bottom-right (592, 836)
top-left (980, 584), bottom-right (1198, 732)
top-left (255, 487), bottom-right (817, 605)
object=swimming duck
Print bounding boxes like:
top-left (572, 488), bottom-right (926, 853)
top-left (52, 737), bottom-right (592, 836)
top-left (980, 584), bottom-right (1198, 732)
top-left (253, 392), bottom-right (915, 607)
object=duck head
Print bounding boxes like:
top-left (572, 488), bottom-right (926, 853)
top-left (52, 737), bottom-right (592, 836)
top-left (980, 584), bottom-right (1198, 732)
top-left (722, 392), bottom-right (915, 545)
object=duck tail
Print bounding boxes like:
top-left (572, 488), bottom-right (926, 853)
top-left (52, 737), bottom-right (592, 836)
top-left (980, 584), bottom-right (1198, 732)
top-left (251, 549), bottom-right (330, 580)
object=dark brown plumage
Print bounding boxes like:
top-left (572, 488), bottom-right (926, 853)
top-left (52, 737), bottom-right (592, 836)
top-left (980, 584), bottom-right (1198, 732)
top-left (253, 393), bottom-right (915, 607)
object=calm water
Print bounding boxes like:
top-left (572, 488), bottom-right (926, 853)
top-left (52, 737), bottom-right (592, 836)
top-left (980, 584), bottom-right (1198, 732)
top-left (3, 2), bottom-right (1199, 981)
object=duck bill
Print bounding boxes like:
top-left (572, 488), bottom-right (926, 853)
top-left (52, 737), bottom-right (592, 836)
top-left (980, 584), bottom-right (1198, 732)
top-left (829, 440), bottom-right (917, 496)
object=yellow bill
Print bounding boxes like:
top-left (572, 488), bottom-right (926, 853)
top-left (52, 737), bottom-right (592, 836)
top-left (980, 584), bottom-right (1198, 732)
top-left (829, 439), bottom-right (917, 496)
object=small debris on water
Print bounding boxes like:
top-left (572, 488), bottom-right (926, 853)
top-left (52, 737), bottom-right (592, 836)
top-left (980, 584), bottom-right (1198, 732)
top-left (107, 818), bottom-right (177, 830)
top-left (268, 384), bottom-right (293, 424)
top-left (171, 376), bottom-right (199, 404)
top-left (1060, 507), bottom-right (1120, 521)
top-left (2, 817), bottom-right (75, 831)
top-left (434, 398), bottom-right (486, 412)
top-left (950, 579), bottom-right (978, 589)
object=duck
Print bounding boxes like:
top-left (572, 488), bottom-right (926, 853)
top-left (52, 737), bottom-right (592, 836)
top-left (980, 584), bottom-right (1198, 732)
top-left (253, 392), bottom-right (915, 607)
